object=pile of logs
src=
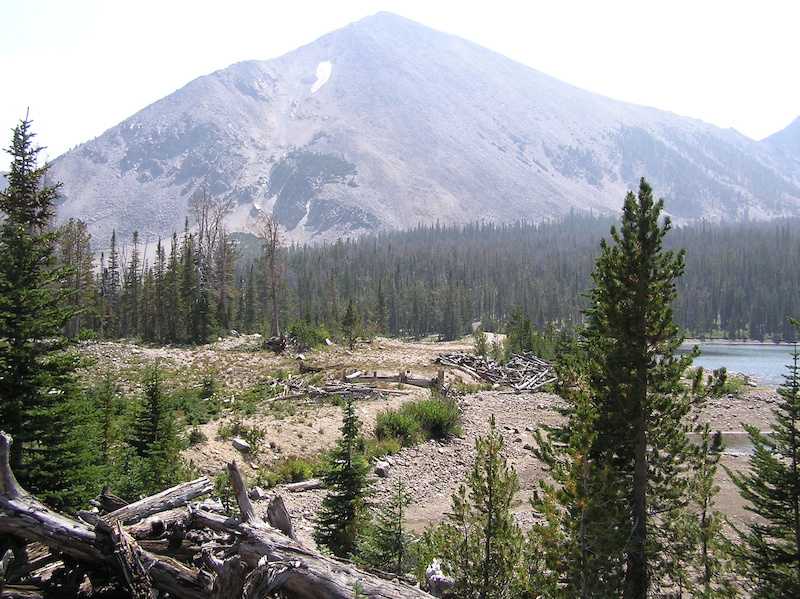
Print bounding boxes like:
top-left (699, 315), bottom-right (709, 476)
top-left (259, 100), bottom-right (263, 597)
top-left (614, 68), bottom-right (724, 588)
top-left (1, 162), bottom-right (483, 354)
top-left (0, 432), bottom-right (432, 599)
top-left (436, 351), bottom-right (556, 392)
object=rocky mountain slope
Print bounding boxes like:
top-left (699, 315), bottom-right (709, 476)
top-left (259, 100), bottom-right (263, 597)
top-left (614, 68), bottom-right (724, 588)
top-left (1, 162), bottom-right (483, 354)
top-left (48, 12), bottom-right (800, 247)
top-left (764, 116), bottom-right (800, 159)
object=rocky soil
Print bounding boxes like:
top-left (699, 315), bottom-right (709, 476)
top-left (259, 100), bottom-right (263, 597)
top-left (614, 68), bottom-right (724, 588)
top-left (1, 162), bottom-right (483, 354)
top-left (79, 334), bottom-right (780, 549)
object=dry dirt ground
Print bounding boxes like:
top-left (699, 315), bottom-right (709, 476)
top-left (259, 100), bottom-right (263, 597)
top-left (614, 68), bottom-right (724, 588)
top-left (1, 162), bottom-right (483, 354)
top-left (79, 334), bottom-right (779, 548)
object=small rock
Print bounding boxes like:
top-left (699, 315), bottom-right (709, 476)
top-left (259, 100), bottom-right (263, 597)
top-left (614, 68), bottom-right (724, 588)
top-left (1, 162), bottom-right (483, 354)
top-left (426, 558), bottom-right (455, 597)
top-left (375, 461), bottom-right (391, 478)
top-left (232, 438), bottom-right (251, 453)
top-left (249, 486), bottom-right (269, 501)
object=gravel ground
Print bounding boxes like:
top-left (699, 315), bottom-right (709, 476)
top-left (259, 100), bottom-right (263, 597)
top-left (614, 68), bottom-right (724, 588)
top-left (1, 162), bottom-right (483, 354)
top-left (76, 335), bottom-right (779, 549)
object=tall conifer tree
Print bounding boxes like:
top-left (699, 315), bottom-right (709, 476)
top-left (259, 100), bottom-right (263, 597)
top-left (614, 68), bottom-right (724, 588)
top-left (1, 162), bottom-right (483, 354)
top-left (581, 178), bottom-right (698, 598)
top-left (0, 118), bottom-right (92, 504)
top-left (314, 395), bottom-right (372, 558)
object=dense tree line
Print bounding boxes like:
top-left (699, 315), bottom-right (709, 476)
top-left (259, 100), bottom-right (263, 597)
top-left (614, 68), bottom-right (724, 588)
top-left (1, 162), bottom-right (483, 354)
top-left (59, 209), bottom-right (798, 345)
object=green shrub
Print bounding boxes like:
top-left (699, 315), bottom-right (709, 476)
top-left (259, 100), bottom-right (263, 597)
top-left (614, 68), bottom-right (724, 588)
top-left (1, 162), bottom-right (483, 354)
top-left (375, 410), bottom-right (421, 446)
top-left (188, 427), bottom-right (207, 445)
top-left (217, 418), bottom-right (242, 439)
top-left (200, 374), bottom-right (216, 399)
top-left (366, 436), bottom-right (403, 459)
top-left (259, 455), bottom-right (322, 487)
top-left (373, 394), bottom-right (463, 451)
top-left (402, 396), bottom-right (462, 440)
top-left (288, 318), bottom-right (331, 349)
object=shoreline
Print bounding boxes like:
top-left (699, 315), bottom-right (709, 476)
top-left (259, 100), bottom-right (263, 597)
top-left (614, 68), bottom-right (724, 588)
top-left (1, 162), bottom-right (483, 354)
top-left (683, 338), bottom-right (796, 346)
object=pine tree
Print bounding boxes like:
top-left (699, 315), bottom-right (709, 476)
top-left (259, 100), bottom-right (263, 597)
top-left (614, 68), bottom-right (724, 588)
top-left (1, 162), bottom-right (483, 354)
top-left (99, 229), bottom-right (121, 337)
top-left (314, 395), bottom-right (373, 558)
top-left (505, 306), bottom-right (534, 359)
top-left (0, 118), bottom-right (88, 493)
top-left (530, 390), bottom-right (628, 598)
top-left (581, 178), bottom-right (698, 598)
top-left (423, 416), bottom-right (523, 599)
top-left (342, 299), bottom-right (361, 349)
top-left (25, 379), bottom-right (103, 510)
top-left (359, 479), bottom-right (416, 576)
top-left (676, 424), bottom-right (737, 598)
top-left (731, 319), bottom-right (800, 598)
top-left (251, 211), bottom-right (284, 338)
top-left (55, 218), bottom-right (95, 337)
top-left (121, 230), bottom-right (142, 337)
top-left (164, 232), bottom-right (183, 342)
top-left (125, 362), bottom-right (185, 497)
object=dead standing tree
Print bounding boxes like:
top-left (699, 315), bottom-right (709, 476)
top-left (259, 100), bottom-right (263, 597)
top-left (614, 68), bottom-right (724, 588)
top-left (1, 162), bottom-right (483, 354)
top-left (250, 211), bottom-right (284, 340)
top-left (189, 186), bottom-right (236, 330)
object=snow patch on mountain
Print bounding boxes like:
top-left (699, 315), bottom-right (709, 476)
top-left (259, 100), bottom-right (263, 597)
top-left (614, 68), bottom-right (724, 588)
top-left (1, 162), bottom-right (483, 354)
top-left (311, 61), bottom-right (332, 93)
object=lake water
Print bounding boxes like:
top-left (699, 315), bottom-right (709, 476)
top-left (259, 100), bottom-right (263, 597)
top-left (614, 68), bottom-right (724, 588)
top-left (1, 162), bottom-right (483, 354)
top-left (679, 342), bottom-right (798, 388)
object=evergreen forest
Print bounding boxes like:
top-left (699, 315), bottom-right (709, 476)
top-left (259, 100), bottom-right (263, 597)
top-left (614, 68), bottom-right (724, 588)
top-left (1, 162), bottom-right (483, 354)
top-left (66, 209), bottom-right (800, 345)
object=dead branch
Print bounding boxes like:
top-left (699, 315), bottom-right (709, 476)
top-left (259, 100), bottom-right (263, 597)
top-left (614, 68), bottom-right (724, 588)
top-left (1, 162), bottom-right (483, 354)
top-left (103, 477), bottom-right (214, 526)
top-left (0, 431), bottom-right (433, 599)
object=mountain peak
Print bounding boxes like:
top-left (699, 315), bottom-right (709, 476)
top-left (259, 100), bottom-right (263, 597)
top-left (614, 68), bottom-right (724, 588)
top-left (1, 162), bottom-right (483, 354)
top-left (762, 116), bottom-right (800, 157)
top-left (49, 15), bottom-right (800, 248)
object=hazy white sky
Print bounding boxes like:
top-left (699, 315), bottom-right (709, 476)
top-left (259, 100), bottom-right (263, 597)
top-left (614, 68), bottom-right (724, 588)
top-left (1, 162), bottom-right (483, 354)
top-left (1, 0), bottom-right (797, 159)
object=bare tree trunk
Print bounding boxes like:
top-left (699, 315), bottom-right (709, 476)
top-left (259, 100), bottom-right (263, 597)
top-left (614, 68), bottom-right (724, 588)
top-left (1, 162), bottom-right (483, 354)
top-left (1, 432), bottom-right (434, 599)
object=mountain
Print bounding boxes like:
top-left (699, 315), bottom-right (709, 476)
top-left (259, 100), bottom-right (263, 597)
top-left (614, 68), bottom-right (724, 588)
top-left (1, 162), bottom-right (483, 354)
top-left (49, 12), bottom-right (800, 248)
top-left (763, 116), bottom-right (800, 159)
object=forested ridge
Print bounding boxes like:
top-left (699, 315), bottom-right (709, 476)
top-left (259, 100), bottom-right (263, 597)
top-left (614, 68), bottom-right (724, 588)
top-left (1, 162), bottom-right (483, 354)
top-left (70, 212), bottom-right (800, 344)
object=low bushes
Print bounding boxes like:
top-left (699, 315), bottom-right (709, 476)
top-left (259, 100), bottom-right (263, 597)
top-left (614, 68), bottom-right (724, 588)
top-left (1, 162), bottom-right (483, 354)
top-left (258, 454), bottom-right (323, 487)
top-left (374, 393), bottom-right (462, 449)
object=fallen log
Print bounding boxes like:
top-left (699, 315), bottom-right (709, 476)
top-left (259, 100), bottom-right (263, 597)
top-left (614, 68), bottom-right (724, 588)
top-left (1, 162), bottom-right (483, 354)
top-left (284, 479), bottom-right (324, 492)
top-left (1, 431), bottom-right (433, 599)
top-left (193, 508), bottom-right (434, 599)
top-left (103, 476), bottom-right (214, 526)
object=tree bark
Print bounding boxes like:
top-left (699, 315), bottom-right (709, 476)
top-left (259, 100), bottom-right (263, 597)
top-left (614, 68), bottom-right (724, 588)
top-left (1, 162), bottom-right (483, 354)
top-left (1, 431), bottom-right (434, 599)
top-left (104, 476), bottom-right (213, 525)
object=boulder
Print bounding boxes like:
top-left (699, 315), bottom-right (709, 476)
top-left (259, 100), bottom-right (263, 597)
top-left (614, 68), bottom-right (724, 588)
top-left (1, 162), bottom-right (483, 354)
top-left (374, 460), bottom-right (391, 478)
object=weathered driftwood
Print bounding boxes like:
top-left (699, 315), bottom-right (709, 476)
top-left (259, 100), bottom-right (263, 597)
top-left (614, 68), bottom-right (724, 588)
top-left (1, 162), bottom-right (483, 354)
top-left (103, 476), bottom-right (214, 526)
top-left (278, 383), bottom-right (411, 402)
top-left (437, 351), bottom-right (556, 392)
top-left (343, 369), bottom-right (444, 389)
top-left (90, 485), bottom-right (129, 512)
top-left (0, 549), bottom-right (13, 595)
top-left (0, 431), bottom-right (433, 599)
top-left (111, 522), bottom-right (155, 599)
top-left (193, 508), bottom-right (434, 599)
top-left (284, 478), bottom-right (324, 492)
top-left (267, 494), bottom-right (297, 541)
